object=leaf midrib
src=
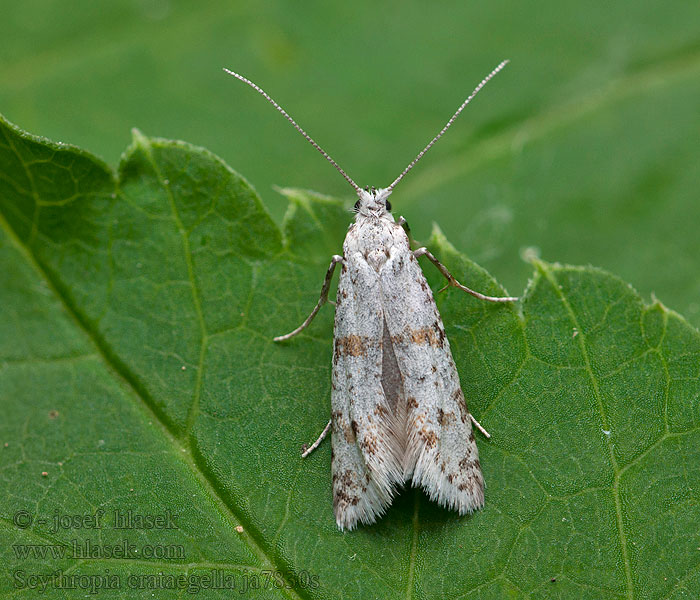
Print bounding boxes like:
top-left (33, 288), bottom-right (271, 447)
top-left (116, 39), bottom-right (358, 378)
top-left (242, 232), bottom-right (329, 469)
top-left (536, 262), bottom-right (634, 599)
top-left (135, 136), bottom-right (208, 440)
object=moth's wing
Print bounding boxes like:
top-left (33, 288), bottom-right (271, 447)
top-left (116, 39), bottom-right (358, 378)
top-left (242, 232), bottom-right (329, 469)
top-left (331, 253), bottom-right (404, 530)
top-left (380, 234), bottom-right (485, 515)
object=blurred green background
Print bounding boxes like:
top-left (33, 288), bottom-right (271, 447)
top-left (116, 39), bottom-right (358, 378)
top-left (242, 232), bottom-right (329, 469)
top-left (2, 0), bottom-right (699, 325)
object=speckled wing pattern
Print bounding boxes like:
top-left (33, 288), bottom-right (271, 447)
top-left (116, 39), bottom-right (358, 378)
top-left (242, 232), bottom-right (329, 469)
top-left (380, 233), bottom-right (484, 515)
top-left (331, 219), bottom-right (483, 531)
top-left (330, 243), bottom-right (404, 530)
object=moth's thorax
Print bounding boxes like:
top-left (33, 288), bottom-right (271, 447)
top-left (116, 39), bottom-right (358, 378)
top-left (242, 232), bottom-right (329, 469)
top-left (345, 213), bottom-right (408, 272)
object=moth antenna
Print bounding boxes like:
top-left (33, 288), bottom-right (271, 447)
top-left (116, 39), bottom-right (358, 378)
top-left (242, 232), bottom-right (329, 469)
top-left (223, 68), bottom-right (362, 195)
top-left (387, 59), bottom-right (509, 193)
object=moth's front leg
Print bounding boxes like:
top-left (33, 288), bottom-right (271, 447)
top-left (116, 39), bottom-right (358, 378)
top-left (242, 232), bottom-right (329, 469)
top-left (273, 255), bottom-right (344, 342)
top-left (396, 216), bottom-right (417, 249)
top-left (414, 247), bottom-right (518, 302)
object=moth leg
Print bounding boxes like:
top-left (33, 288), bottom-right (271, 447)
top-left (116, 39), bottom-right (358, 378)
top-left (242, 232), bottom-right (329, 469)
top-left (470, 414), bottom-right (491, 439)
top-left (413, 247), bottom-right (518, 303)
top-left (273, 255), bottom-right (344, 341)
top-left (301, 419), bottom-right (332, 458)
top-left (397, 216), bottom-right (416, 249)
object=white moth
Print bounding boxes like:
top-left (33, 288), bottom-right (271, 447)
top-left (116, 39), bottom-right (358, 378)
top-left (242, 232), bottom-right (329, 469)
top-left (225, 61), bottom-right (517, 530)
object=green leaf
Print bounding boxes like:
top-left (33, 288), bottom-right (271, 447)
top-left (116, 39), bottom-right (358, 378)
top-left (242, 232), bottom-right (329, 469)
top-left (1, 116), bottom-right (699, 599)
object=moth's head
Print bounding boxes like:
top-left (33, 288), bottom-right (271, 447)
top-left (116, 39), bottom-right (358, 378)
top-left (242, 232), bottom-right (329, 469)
top-left (354, 186), bottom-right (393, 220)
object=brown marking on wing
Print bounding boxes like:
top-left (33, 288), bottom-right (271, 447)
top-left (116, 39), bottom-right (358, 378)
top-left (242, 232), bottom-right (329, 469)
top-left (360, 433), bottom-right (379, 456)
top-left (433, 321), bottom-right (445, 345)
top-left (340, 470), bottom-right (356, 489)
top-left (419, 427), bottom-right (438, 449)
top-left (409, 326), bottom-right (443, 348)
top-left (374, 403), bottom-right (389, 418)
top-left (437, 408), bottom-right (456, 427)
top-left (453, 389), bottom-right (469, 424)
top-left (391, 334), bottom-right (404, 346)
top-left (334, 335), bottom-right (369, 360)
top-left (459, 456), bottom-right (480, 471)
top-left (334, 470), bottom-right (360, 506)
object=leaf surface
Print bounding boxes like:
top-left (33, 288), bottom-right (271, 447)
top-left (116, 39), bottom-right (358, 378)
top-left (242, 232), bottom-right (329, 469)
top-left (1, 117), bottom-right (699, 599)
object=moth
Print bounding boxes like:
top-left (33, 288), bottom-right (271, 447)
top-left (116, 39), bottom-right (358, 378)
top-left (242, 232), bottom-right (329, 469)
top-left (225, 61), bottom-right (517, 530)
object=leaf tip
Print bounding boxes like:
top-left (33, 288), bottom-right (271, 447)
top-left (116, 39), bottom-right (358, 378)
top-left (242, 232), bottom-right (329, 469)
top-left (275, 186), bottom-right (310, 209)
top-left (648, 291), bottom-right (692, 327)
top-left (130, 128), bottom-right (150, 149)
top-left (519, 245), bottom-right (542, 265)
top-left (428, 222), bottom-right (451, 250)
